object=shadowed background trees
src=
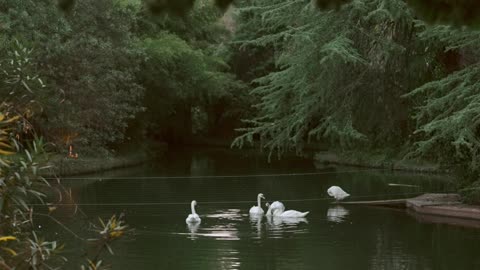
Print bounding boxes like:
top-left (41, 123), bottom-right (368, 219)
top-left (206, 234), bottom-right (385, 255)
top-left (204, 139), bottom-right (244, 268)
top-left (2, 0), bottom-right (480, 200)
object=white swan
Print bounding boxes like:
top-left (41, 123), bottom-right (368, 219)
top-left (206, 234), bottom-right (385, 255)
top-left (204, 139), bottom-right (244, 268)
top-left (267, 216), bottom-right (308, 226)
top-left (268, 201), bottom-right (309, 218)
top-left (327, 186), bottom-right (350, 201)
top-left (186, 200), bottom-right (201, 223)
top-left (272, 208), bottom-right (309, 218)
top-left (265, 201), bottom-right (285, 216)
top-left (249, 193), bottom-right (266, 215)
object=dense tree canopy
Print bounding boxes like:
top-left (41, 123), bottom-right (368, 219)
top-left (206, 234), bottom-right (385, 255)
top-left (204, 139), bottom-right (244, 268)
top-left (1, 0), bottom-right (144, 154)
top-left (232, 0), bottom-right (435, 154)
top-left (1, 0), bottom-right (248, 152)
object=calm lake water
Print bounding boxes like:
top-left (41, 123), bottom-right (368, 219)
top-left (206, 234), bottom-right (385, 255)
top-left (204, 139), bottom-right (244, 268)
top-left (43, 148), bottom-right (480, 269)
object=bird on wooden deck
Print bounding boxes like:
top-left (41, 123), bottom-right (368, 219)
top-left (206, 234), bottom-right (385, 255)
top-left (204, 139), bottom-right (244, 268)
top-left (327, 186), bottom-right (350, 201)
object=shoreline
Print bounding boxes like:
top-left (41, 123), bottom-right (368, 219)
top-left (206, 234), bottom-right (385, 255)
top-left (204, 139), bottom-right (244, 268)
top-left (314, 150), bottom-right (480, 226)
top-left (45, 144), bottom-right (480, 227)
top-left (47, 143), bottom-right (167, 177)
top-left (314, 150), bottom-right (449, 174)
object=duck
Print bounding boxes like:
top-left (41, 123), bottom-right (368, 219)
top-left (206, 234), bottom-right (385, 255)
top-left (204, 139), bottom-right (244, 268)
top-left (186, 200), bottom-right (201, 223)
top-left (249, 193), bottom-right (266, 215)
top-left (327, 186), bottom-right (350, 201)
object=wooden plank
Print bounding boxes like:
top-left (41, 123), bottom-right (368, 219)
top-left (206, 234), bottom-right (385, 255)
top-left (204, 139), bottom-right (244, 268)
top-left (338, 193), bottom-right (480, 220)
top-left (336, 199), bottom-right (406, 207)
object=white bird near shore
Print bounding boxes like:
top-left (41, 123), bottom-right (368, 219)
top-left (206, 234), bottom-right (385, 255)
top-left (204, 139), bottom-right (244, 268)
top-left (186, 200), bottom-right (201, 224)
top-left (249, 193), bottom-right (266, 215)
top-left (327, 186), bottom-right (350, 201)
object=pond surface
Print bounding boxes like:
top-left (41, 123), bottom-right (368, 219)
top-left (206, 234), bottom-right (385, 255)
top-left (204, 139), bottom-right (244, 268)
top-left (45, 148), bottom-right (480, 270)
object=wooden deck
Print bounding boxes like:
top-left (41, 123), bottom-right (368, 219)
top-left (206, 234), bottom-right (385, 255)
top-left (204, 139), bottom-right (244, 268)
top-left (337, 198), bottom-right (407, 207)
top-left (336, 193), bottom-right (480, 227)
top-left (406, 193), bottom-right (480, 220)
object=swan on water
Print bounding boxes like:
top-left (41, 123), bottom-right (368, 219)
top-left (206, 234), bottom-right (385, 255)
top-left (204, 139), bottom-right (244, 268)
top-left (268, 201), bottom-right (309, 218)
top-left (265, 201), bottom-right (285, 216)
top-left (249, 193), bottom-right (266, 215)
top-left (186, 200), bottom-right (201, 223)
top-left (327, 186), bottom-right (350, 201)
top-left (267, 216), bottom-right (308, 226)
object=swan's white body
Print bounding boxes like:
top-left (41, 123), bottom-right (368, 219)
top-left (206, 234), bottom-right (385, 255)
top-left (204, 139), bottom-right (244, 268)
top-left (265, 201), bottom-right (285, 216)
top-left (268, 201), bottom-right (309, 217)
top-left (186, 200), bottom-right (201, 223)
top-left (249, 193), bottom-right (266, 215)
top-left (273, 209), bottom-right (309, 218)
top-left (327, 186), bottom-right (350, 201)
top-left (267, 216), bottom-right (308, 226)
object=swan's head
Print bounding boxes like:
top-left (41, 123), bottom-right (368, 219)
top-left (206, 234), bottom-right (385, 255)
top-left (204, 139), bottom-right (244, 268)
top-left (265, 202), bottom-right (270, 207)
top-left (191, 200), bottom-right (197, 206)
top-left (258, 193), bottom-right (265, 199)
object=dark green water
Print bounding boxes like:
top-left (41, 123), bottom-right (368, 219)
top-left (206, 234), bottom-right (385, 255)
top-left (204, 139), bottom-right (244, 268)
top-left (45, 148), bottom-right (480, 269)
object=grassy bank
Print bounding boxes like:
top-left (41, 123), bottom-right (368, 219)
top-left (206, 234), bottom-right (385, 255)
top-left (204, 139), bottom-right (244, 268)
top-left (47, 143), bottom-right (167, 177)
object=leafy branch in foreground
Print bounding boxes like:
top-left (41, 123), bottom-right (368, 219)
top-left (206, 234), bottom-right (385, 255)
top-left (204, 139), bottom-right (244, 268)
top-left (81, 215), bottom-right (133, 270)
top-left (1, 40), bottom-right (134, 269)
top-left (1, 104), bottom-right (134, 270)
top-left (0, 108), bottom-right (65, 269)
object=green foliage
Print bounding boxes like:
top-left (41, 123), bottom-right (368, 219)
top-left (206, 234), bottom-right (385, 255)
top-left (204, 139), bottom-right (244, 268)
top-left (0, 109), bottom-right (65, 268)
top-left (144, 0), bottom-right (235, 14)
top-left (407, 0), bottom-right (480, 28)
top-left (459, 180), bottom-right (480, 204)
top-left (138, 2), bottom-right (248, 142)
top-left (141, 0), bottom-right (480, 28)
top-left (404, 64), bottom-right (480, 163)
top-left (232, 0), bottom-right (433, 155)
top-left (404, 24), bottom-right (480, 179)
top-left (315, 0), bottom-right (352, 10)
top-left (138, 0), bottom-right (229, 46)
top-left (0, 40), bottom-right (51, 127)
top-left (0, 102), bottom-right (132, 269)
top-left (1, 0), bottom-right (251, 151)
top-left (81, 215), bottom-right (133, 270)
top-left (1, 0), bottom-right (145, 153)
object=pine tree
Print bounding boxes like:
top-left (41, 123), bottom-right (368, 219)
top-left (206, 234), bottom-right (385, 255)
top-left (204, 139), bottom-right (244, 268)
top-left (232, 0), bottom-right (430, 156)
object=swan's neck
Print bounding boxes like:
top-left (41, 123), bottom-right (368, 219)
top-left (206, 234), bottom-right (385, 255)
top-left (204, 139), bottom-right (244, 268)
top-left (191, 203), bottom-right (197, 215)
top-left (257, 196), bottom-right (262, 208)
